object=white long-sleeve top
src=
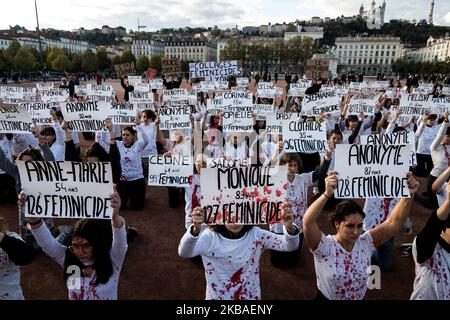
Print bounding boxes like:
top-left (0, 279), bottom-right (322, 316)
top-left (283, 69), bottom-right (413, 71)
top-left (178, 226), bottom-right (299, 300)
top-left (49, 122), bottom-right (66, 161)
top-left (430, 120), bottom-right (450, 177)
top-left (415, 121), bottom-right (439, 155)
top-left (312, 231), bottom-right (376, 300)
top-left (117, 126), bottom-right (149, 181)
top-left (411, 237), bottom-right (450, 300)
top-left (30, 221), bottom-right (128, 300)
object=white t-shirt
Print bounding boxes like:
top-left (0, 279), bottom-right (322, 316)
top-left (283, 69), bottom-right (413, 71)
top-left (416, 123), bottom-right (439, 155)
top-left (312, 231), bottom-right (376, 300)
top-left (224, 141), bottom-right (248, 160)
top-left (270, 172), bottom-right (313, 234)
top-left (117, 140), bottom-right (146, 181)
top-left (363, 198), bottom-right (400, 230)
top-left (138, 123), bottom-right (157, 157)
top-left (30, 222), bottom-right (128, 300)
top-left (0, 232), bottom-right (25, 300)
top-left (411, 238), bottom-right (450, 300)
top-left (178, 226), bottom-right (299, 300)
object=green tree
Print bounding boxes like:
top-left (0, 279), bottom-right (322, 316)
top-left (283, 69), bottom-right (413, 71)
top-left (136, 55), bottom-right (149, 73)
top-left (46, 47), bottom-right (65, 70)
top-left (96, 48), bottom-right (111, 70)
top-left (70, 53), bottom-right (83, 72)
top-left (0, 50), bottom-right (12, 72)
top-left (81, 49), bottom-right (98, 73)
top-left (121, 50), bottom-right (136, 64)
top-left (52, 54), bottom-right (71, 71)
top-left (112, 55), bottom-right (121, 66)
top-left (8, 40), bottom-right (21, 57)
top-left (220, 39), bottom-right (247, 64)
top-left (13, 46), bottom-right (37, 72)
top-left (149, 55), bottom-right (162, 72)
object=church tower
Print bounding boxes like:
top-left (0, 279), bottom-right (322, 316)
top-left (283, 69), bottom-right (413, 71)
top-left (428, 0), bottom-right (435, 25)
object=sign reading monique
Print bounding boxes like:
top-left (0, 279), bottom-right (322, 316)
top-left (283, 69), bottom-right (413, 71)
top-left (17, 161), bottom-right (113, 219)
top-left (334, 144), bottom-right (411, 198)
top-left (200, 166), bottom-right (288, 225)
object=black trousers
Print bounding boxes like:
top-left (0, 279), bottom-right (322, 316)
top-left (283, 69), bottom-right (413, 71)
top-left (299, 152), bottom-right (321, 173)
top-left (269, 232), bottom-right (304, 267)
top-left (414, 154), bottom-right (433, 177)
top-left (0, 173), bottom-right (17, 204)
top-left (116, 178), bottom-right (146, 210)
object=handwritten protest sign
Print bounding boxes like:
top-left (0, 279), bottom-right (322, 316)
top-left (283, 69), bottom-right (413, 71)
top-left (414, 83), bottom-right (434, 94)
top-left (162, 58), bottom-right (181, 76)
top-left (114, 62), bottom-right (136, 77)
top-left (159, 105), bottom-right (191, 130)
top-left (128, 76), bottom-right (142, 86)
top-left (85, 84), bottom-right (114, 97)
top-left (200, 165), bottom-right (288, 224)
top-left (396, 93), bottom-right (433, 124)
top-left (0, 86), bottom-right (37, 103)
top-left (133, 83), bottom-right (150, 93)
top-left (289, 80), bottom-right (311, 97)
top-left (206, 158), bottom-right (251, 168)
top-left (253, 104), bottom-right (274, 120)
top-left (360, 132), bottom-right (417, 166)
top-left (222, 105), bottom-right (253, 132)
top-left (282, 120), bottom-right (328, 153)
top-left (265, 113), bottom-right (297, 134)
top-left (430, 97), bottom-right (450, 115)
top-left (149, 79), bottom-right (164, 90)
top-left (301, 91), bottom-right (341, 116)
top-left (334, 144), bottom-right (411, 198)
top-left (189, 61), bottom-right (242, 82)
top-left (40, 89), bottom-right (69, 103)
top-left (108, 103), bottom-right (137, 125)
top-left (17, 161), bottom-right (113, 219)
top-left (257, 82), bottom-right (282, 98)
top-left (59, 101), bottom-right (109, 132)
top-left (147, 68), bottom-right (157, 80)
top-left (347, 93), bottom-right (380, 116)
top-left (236, 77), bottom-right (249, 88)
top-left (163, 89), bottom-right (189, 106)
top-left (36, 82), bottom-right (54, 91)
top-left (21, 102), bottom-right (57, 125)
top-left (306, 59), bottom-right (330, 79)
top-left (0, 104), bottom-right (33, 133)
top-left (206, 97), bottom-right (223, 116)
top-left (148, 155), bottom-right (192, 187)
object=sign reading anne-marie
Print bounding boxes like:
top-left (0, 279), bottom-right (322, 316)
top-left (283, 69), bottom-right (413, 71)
top-left (334, 144), bottom-right (411, 199)
top-left (189, 61), bottom-right (242, 82)
top-left (148, 155), bottom-right (192, 187)
top-left (17, 161), bottom-right (113, 219)
top-left (200, 166), bottom-right (288, 225)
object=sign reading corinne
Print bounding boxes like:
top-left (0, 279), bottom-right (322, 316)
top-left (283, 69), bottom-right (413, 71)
top-left (189, 61), bottom-right (242, 82)
top-left (200, 166), bottom-right (288, 225)
top-left (334, 144), bottom-right (411, 199)
top-left (17, 161), bottom-right (113, 219)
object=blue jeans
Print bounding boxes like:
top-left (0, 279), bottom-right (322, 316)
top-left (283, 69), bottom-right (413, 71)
top-left (372, 237), bottom-right (394, 271)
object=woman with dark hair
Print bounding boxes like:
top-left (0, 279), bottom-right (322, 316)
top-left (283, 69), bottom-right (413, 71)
top-left (411, 182), bottom-right (450, 300)
top-left (138, 109), bottom-right (158, 178)
top-left (184, 153), bottom-right (207, 230)
top-left (202, 111), bottom-right (224, 158)
top-left (303, 171), bottom-right (419, 300)
top-left (0, 216), bottom-right (38, 299)
top-left (107, 119), bottom-right (148, 210)
top-left (20, 187), bottom-right (127, 300)
top-left (178, 203), bottom-right (299, 300)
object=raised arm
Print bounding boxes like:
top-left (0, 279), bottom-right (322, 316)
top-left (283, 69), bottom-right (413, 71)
top-left (430, 111), bottom-right (449, 152)
top-left (370, 172), bottom-right (419, 247)
top-left (432, 166), bottom-right (450, 194)
top-left (415, 183), bottom-right (450, 264)
top-left (0, 232), bottom-right (38, 265)
top-left (303, 171), bottom-right (338, 251)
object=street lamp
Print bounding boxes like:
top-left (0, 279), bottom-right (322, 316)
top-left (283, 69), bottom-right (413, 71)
top-left (137, 19), bottom-right (147, 58)
top-left (34, 0), bottom-right (44, 72)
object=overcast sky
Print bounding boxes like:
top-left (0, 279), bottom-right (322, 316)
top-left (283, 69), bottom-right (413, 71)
top-left (2, 0), bottom-right (449, 32)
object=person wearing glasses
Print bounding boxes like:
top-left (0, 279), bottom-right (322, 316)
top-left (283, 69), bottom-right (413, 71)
top-left (18, 187), bottom-right (128, 300)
